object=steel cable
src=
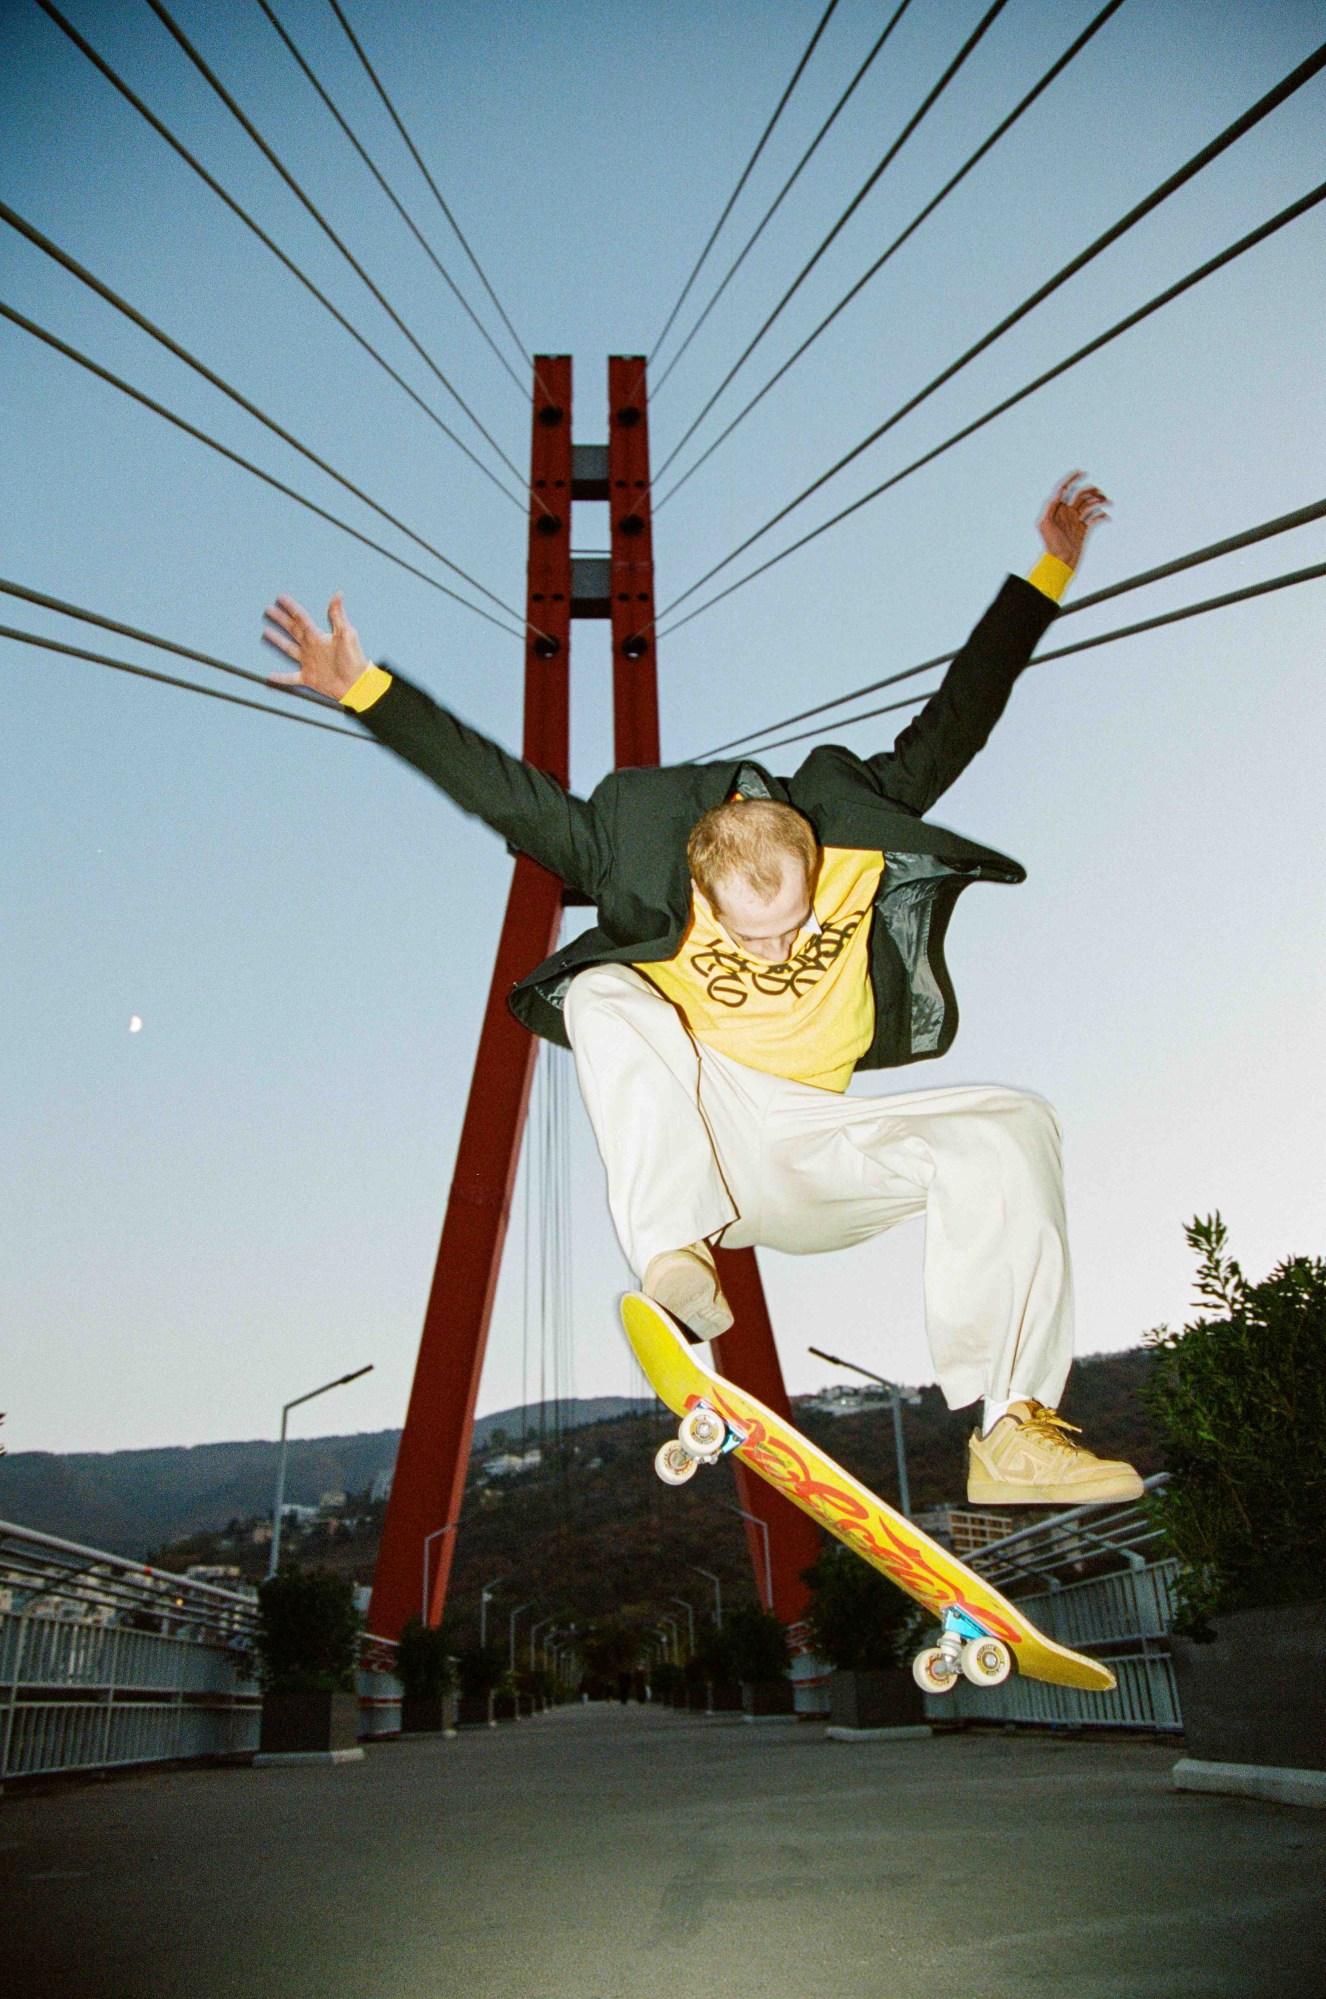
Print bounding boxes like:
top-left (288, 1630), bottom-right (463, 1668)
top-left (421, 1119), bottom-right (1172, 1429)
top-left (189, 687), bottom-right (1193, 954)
top-left (253, 0), bottom-right (525, 399)
top-left (655, 0), bottom-right (1129, 512)
top-left (728, 557), bottom-right (1326, 761)
top-left (1, 300), bottom-right (527, 639)
top-left (653, 0), bottom-right (1014, 480)
top-left (648, 0), bottom-right (844, 370)
top-left (656, 175), bottom-right (1326, 639)
top-left (1, 202), bottom-right (535, 633)
top-left (141, 0), bottom-right (527, 492)
top-left (31, 0), bottom-right (529, 513)
top-left (701, 496), bottom-right (1326, 755)
top-left (651, 0), bottom-right (915, 400)
top-left (0, 625), bottom-right (366, 742)
top-left (327, 0), bottom-right (535, 382)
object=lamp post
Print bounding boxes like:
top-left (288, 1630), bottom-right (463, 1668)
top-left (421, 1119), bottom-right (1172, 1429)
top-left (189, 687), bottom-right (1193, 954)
top-left (724, 1502), bottom-right (773, 1610)
top-left (671, 1597), bottom-right (695, 1653)
top-left (692, 1566), bottom-right (723, 1628)
top-left (529, 1616), bottom-right (551, 1669)
top-left (267, 1364), bottom-right (373, 1578)
top-left (509, 1602), bottom-right (533, 1672)
top-left (658, 1613), bottom-right (679, 1662)
top-left (808, 1344), bottom-right (920, 1517)
top-left (479, 1576), bottom-right (503, 1651)
top-left (422, 1520), bottom-right (460, 1624)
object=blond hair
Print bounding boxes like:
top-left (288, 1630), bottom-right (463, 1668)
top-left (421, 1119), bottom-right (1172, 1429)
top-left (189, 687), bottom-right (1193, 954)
top-left (687, 798), bottom-right (819, 905)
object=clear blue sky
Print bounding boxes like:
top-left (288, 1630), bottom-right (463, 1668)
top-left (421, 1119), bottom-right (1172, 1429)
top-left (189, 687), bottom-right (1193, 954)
top-left (3, 0), bottom-right (1323, 1455)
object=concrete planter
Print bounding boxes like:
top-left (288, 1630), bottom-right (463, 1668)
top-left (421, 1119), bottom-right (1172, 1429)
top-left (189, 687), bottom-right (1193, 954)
top-left (708, 1681), bottom-right (744, 1713)
top-left (1171, 1600), bottom-right (1326, 1770)
top-left (742, 1678), bottom-right (795, 1717)
top-left (457, 1693), bottom-right (497, 1727)
top-left (400, 1693), bottom-right (457, 1735)
top-left (828, 1669), bottom-right (925, 1732)
top-left (259, 1689), bottom-right (360, 1756)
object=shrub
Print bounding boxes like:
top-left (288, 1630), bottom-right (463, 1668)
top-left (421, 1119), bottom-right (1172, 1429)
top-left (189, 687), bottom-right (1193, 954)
top-left (801, 1544), bottom-right (914, 1671)
top-left (725, 1603), bottom-right (790, 1684)
top-left (255, 1568), bottom-right (359, 1693)
top-left (1144, 1214), bottom-right (1326, 1633)
top-left (394, 1617), bottom-right (456, 1702)
top-left (457, 1645), bottom-right (503, 1699)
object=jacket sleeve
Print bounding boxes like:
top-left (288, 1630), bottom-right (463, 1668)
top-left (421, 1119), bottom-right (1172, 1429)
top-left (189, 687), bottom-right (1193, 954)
top-left (353, 669), bottom-right (607, 896)
top-left (865, 575), bottom-right (1058, 814)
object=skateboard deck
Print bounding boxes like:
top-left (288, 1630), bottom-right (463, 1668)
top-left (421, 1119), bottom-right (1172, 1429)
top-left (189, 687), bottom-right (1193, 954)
top-left (622, 1291), bottom-right (1115, 1695)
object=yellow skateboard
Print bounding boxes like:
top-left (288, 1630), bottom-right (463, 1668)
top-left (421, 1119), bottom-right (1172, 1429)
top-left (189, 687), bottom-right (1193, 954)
top-left (622, 1292), bottom-right (1115, 1697)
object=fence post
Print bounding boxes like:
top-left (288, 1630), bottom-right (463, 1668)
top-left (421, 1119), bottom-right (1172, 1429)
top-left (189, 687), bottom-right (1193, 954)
top-left (2, 1613), bottom-right (30, 1781)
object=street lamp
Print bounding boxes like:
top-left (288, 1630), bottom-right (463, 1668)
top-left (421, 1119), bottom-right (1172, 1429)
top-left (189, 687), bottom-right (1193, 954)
top-left (671, 1597), bottom-right (695, 1653)
top-left (509, 1601), bottom-right (533, 1671)
top-left (267, 1364), bottom-right (373, 1578)
top-left (529, 1616), bottom-right (551, 1669)
top-left (422, 1520), bottom-right (460, 1624)
top-left (692, 1566), bottom-right (723, 1628)
top-left (724, 1501), bottom-right (773, 1610)
top-left (658, 1613), bottom-right (680, 1662)
top-left (479, 1576), bottom-right (503, 1651)
top-left (808, 1344), bottom-right (921, 1517)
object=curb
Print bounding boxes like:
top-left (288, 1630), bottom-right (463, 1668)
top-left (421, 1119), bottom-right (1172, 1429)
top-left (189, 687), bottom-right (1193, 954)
top-left (1172, 1757), bottom-right (1326, 1809)
top-left (826, 1723), bottom-right (934, 1743)
top-left (252, 1747), bottom-right (365, 1768)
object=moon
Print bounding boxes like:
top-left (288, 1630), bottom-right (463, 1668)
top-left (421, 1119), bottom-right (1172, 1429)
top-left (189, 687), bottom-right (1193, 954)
top-left (129, 1016), bottom-right (142, 1034)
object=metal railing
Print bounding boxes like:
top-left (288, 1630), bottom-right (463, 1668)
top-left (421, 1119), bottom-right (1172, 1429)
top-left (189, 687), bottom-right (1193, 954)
top-left (923, 1477), bottom-right (1183, 1731)
top-left (0, 1518), bottom-right (403, 1780)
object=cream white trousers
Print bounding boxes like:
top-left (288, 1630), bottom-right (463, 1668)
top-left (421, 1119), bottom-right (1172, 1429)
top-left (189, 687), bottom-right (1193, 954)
top-left (563, 963), bottom-right (1073, 1412)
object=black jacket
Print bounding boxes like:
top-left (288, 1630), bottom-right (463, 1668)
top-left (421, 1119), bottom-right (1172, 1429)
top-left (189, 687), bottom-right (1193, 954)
top-left (359, 573), bottom-right (1057, 1072)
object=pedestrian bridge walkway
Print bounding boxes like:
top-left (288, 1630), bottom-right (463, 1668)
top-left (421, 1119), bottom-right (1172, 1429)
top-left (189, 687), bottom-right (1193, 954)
top-left (3, 1702), bottom-right (1322, 1998)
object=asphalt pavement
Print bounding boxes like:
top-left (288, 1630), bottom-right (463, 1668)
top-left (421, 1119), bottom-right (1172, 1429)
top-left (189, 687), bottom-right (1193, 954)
top-left (3, 1703), bottom-right (1323, 1999)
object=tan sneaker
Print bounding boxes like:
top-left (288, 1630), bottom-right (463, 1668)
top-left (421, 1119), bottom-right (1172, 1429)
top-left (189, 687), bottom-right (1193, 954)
top-left (642, 1242), bottom-right (734, 1342)
top-left (967, 1400), bottom-right (1144, 1506)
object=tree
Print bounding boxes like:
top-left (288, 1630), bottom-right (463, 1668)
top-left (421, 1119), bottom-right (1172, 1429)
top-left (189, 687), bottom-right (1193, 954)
top-left (394, 1618), bottom-right (457, 1702)
top-left (801, 1544), bottom-right (914, 1671)
top-left (1144, 1214), bottom-right (1326, 1633)
top-left (726, 1604), bottom-right (789, 1684)
top-left (255, 1568), bottom-right (359, 1693)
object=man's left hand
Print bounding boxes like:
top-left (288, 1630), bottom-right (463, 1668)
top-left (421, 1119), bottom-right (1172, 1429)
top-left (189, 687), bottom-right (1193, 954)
top-left (1038, 471), bottom-right (1110, 569)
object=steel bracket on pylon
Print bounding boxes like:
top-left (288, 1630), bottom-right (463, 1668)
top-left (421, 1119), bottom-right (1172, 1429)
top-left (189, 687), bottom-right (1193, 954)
top-left (369, 357), bottom-right (818, 1642)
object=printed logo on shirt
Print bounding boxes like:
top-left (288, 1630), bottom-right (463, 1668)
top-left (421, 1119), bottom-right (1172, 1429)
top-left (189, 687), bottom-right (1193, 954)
top-left (690, 912), bottom-right (866, 1009)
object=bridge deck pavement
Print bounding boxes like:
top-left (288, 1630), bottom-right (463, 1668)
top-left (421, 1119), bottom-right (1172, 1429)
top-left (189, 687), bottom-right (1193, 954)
top-left (2, 1702), bottom-right (1324, 1998)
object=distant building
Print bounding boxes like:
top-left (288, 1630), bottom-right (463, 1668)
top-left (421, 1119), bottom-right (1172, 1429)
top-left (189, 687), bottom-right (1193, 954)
top-left (280, 1503), bottom-right (319, 1526)
top-left (798, 1385), bottom-right (892, 1418)
top-left (184, 1563), bottom-right (242, 1584)
top-left (484, 1448), bottom-right (543, 1479)
top-left (318, 1491), bottom-right (347, 1516)
top-left (913, 1506), bottom-right (1011, 1557)
top-left (370, 1467), bottom-right (394, 1504)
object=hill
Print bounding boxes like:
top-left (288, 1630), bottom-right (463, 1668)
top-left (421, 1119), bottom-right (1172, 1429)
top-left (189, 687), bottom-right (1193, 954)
top-left (0, 1398), bottom-right (646, 1556)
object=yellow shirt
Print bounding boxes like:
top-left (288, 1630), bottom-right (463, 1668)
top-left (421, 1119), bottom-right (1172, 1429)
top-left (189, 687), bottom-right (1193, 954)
top-left (638, 847), bottom-right (885, 1092)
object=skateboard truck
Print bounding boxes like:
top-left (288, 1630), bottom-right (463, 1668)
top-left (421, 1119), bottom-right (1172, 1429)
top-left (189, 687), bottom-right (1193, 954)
top-left (654, 1401), bottom-right (746, 1486)
top-left (912, 1606), bottom-right (1014, 1694)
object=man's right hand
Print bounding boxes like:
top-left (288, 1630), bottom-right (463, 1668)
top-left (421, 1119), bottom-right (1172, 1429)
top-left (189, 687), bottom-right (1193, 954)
top-left (262, 590), bottom-right (371, 702)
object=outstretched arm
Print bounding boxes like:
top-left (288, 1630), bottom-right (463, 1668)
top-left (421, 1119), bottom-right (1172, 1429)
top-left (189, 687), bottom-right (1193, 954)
top-left (263, 592), bottom-right (606, 895)
top-left (867, 473), bottom-right (1109, 814)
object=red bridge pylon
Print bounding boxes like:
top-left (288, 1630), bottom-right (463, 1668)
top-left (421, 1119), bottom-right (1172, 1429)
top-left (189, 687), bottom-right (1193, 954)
top-left (367, 357), bottom-right (820, 1643)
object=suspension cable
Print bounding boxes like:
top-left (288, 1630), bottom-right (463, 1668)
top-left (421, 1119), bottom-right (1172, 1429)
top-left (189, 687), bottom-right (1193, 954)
top-left (653, 0), bottom-right (1013, 479)
top-left (141, 0), bottom-right (527, 491)
top-left (0, 625), bottom-right (366, 741)
top-left (733, 557), bottom-right (1326, 760)
top-left (651, 0), bottom-right (914, 400)
top-left (701, 496), bottom-right (1326, 756)
top-left (253, 0), bottom-right (525, 399)
top-left (1, 575), bottom-right (331, 705)
top-left (656, 0), bottom-right (1129, 511)
top-left (1, 301), bottom-right (527, 639)
top-left (2, 203), bottom-right (533, 632)
top-left (648, 0), bottom-right (843, 369)
top-left (327, 0), bottom-right (534, 381)
top-left (32, 0), bottom-right (527, 512)
top-left (656, 176), bottom-right (1326, 639)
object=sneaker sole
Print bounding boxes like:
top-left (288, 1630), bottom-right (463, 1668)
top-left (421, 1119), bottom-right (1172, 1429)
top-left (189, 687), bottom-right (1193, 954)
top-left (966, 1473), bottom-right (1145, 1506)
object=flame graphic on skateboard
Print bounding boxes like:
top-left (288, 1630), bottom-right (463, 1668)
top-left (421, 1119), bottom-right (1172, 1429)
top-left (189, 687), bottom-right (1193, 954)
top-left (622, 1292), bottom-right (1116, 1696)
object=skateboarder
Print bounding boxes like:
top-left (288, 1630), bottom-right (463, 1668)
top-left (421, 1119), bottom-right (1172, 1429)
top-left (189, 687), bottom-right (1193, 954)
top-left (264, 473), bottom-right (1142, 1506)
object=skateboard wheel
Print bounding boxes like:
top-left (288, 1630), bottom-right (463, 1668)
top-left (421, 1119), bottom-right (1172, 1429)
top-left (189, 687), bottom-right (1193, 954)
top-left (912, 1646), bottom-right (958, 1695)
top-left (679, 1407), bottom-right (726, 1460)
top-left (655, 1440), bottom-right (699, 1486)
top-left (960, 1637), bottom-right (1012, 1687)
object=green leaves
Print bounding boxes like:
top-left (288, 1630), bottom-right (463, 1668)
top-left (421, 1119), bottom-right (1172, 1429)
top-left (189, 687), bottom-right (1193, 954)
top-left (1144, 1214), bottom-right (1326, 1633)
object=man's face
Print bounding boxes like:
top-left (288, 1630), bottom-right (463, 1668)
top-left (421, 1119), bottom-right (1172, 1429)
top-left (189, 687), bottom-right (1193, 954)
top-left (708, 859), bottom-right (813, 963)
